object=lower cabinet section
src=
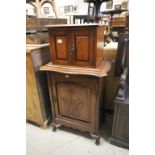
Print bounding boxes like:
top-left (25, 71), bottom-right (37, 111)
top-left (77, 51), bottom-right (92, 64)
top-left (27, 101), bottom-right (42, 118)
top-left (110, 101), bottom-right (129, 149)
top-left (47, 72), bottom-right (105, 144)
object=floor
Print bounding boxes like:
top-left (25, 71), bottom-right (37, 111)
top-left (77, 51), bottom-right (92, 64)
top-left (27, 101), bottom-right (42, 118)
top-left (26, 113), bottom-right (129, 155)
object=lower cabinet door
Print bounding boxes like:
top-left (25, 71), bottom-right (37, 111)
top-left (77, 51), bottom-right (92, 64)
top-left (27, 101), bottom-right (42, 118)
top-left (50, 73), bottom-right (97, 132)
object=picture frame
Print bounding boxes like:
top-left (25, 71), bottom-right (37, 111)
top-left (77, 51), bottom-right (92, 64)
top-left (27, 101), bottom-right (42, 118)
top-left (115, 4), bottom-right (121, 10)
top-left (122, 1), bottom-right (128, 9)
top-left (106, 1), bottom-right (113, 9)
top-left (73, 5), bottom-right (78, 13)
top-left (64, 5), bottom-right (73, 14)
top-left (44, 7), bottom-right (50, 14)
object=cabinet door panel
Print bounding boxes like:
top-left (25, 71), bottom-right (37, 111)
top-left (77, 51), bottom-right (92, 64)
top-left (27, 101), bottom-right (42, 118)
top-left (75, 36), bottom-right (89, 61)
top-left (55, 36), bottom-right (68, 60)
top-left (51, 74), bottom-right (97, 127)
top-left (74, 29), bottom-right (94, 66)
top-left (56, 82), bottom-right (90, 122)
top-left (49, 29), bottom-right (71, 65)
top-left (26, 54), bottom-right (43, 124)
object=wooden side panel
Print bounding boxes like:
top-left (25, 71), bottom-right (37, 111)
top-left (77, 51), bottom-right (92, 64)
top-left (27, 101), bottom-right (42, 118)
top-left (31, 47), bottom-right (51, 122)
top-left (26, 32), bottom-right (48, 44)
top-left (75, 36), bottom-right (89, 61)
top-left (26, 53), bottom-right (43, 124)
top-left (95, 27), bottom-right (105, 67)
top-left (114, 104), bottom-right (129, 142)
top-left (104, 76), bottom-right (119, 110)
top-left (111, 103), bottom-right (129, 148)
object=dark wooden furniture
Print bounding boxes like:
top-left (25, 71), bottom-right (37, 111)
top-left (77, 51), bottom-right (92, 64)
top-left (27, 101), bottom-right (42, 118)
top-left (110, 68), bottom-right (129, 149)
top-left (103, 33), bottom-right (129, 110)
top-left (115, 33), bottom-right (129, 76)
top-left (40, 60), bottom-right (111, 145)
top-left (101, 10), bottom-right (128, 39)
top-left (26, 29), bottom-right (48, 44)
top-left (26, 15), bottom-right (67, 30)
top-left (26, 16), bottom-right (67, 44)
top-left (46, 24), bottom-right (105, 67)
top-left (26, 44), bottom-right (52, 127)
top-left (84, 0), bottom-right (111, 22)
top-left (110, 33), bottom-right (129, 148)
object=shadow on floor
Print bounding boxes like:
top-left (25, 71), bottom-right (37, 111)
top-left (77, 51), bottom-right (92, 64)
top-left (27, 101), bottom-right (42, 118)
top-left (27, 111), bottom-right (114, 142)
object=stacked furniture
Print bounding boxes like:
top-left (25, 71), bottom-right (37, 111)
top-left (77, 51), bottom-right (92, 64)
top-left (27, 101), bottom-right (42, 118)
top-left (110, 68), bottom-right (129, 148)
top-left (26, 16), bottom-right (67, 127)
top-left (110, 33), bottom-right (129, 148)
top-left (40, 24), bottom-right (111, 145)
top-left (26, 15), bottom-right (67, 44)
top-left (26, 44), bottom-right (51, 127)
top-left (103, 42), bottom-right (119, 110)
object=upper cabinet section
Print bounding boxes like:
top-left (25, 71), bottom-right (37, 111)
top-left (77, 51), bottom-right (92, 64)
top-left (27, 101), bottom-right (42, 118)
top-left (47, 24), bottom-right (105, 67)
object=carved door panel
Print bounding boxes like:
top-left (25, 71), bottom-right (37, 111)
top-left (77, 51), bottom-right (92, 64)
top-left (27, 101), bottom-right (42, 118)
top-left (73, 29), bottom-right (94, 66)
top-left (51, 73), bottom-right (97, 125)
top-left (49, 29), bottom-right (72, 65)
top-left (26, 54), bottom-right (43, 124)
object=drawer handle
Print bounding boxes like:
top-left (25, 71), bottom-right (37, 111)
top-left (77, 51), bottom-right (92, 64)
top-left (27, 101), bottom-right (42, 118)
top-left (65, 75), bottom-right (69, 78)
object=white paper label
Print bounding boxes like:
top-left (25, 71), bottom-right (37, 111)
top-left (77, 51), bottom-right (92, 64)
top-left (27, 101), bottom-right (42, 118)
top-left (57, 39), bottom-right (62, 43)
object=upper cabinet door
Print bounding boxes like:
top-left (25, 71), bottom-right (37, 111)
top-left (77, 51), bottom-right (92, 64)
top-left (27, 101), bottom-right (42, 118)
top-left (49, 29), bottom-right (71, 65)
top-left (73, 29), bottom-right (94, 67)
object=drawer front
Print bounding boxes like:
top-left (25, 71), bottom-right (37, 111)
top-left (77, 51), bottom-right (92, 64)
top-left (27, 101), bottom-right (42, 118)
top-left (50, 73), bottom-right (97, 130)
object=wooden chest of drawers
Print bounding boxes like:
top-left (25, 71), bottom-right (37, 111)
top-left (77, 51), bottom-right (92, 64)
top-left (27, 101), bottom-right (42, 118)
top-left (26, 44), bottom-right (52, 127)
top-left (46, 24), bottom-right (105, 67)
top-left (40, 60), bottom-right (111, 144)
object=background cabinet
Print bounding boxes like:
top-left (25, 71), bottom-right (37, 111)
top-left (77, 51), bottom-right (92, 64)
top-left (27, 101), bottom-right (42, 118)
top-left (47, 24), bottom-right (105, 67)
top-left (26, 44), bottom-right (52, 127)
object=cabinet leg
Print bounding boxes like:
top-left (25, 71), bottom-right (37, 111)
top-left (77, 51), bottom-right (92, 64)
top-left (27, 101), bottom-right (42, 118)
top-left (51, 123), bottom-right (62, 132)
top-left (90, 133), bottom-right (100, 145)
top-left (95, 137), bottom-right (100, 145)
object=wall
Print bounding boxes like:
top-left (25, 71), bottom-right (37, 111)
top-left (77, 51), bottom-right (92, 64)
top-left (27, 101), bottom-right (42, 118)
top-left (26, 0), bottom-right (129, 19)
top-left (26, 3), bottom-right (37, 16)
top-left (100, 0), bottom-right (128, 11)
top-left (41, 2), bottom-right (55, 17)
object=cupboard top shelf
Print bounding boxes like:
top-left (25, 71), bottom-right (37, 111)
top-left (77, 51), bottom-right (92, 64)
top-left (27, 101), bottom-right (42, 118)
top-left (45, 24), bottom-right (106, 28)
top-left (40, 60), bottom-right (111, 77)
